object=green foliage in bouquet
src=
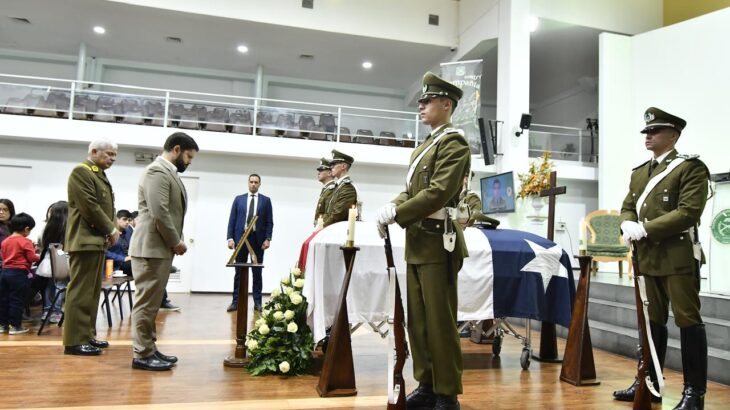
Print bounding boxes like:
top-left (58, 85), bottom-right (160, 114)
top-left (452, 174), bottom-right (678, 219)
top-left (246, 266), bottom-right (314, 376)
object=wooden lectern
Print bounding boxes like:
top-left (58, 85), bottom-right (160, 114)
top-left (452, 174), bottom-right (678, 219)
top-left (560, 255), bottom-right (600, 386)
top-left (316, 245), bottom-right (359, 397)
top-left (224, 216), bottom-right (264, 368)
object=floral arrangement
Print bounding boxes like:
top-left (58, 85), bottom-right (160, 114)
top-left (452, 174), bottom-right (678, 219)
top-left (517, 151), bottom-right (554, 199)
top-left (246, 266), bottom-right (314, 376)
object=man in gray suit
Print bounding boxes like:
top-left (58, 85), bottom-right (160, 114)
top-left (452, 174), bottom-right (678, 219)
top-left (129, 132), bottom-right (198, 371)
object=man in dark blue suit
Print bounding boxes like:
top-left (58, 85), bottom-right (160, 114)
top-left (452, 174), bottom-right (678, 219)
top-left (226, 174), bottom-right (273, 312)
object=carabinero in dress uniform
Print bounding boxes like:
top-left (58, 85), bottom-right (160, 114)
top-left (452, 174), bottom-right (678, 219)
top-left (377, 72), bottom-right (470, 410)
top-left (314, 157), bottom-right (336, 228)
top-left (63, 139), bottom-right (120, 356)
top-left (322, 150), bottom-right (357, 228)
top-left (614, 107), bottom-right (711, 410)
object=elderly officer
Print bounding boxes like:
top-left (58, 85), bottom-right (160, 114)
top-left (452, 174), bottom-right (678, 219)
top-left (63, 139), bottom-right (120, 356)
top-left (322, 150), bottom-right (357, 228)
top-left (614, 107), bottom-right (710, 410)
top-left (314, 158), bottom-right (336, 227)
top-left (377, 72), bottom-right (470, 410)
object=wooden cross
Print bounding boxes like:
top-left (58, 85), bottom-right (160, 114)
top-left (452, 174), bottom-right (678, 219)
top-left (533, 170), bottom-right (567, 363)
top-left (540, 171), bottom-right (567, 241)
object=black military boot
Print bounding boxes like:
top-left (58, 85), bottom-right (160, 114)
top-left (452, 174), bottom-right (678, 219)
top-left (405, 383), bottom-right (436, 409)
top-left (434, 394), bottom-right (460, 410)
top-left (674, 324), bottom-right (707, 410)
top-left (613, 323), bottom-right (667, 403)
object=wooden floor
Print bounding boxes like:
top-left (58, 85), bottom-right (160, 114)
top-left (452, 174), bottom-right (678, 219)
top-left (1, 293), bottom-right (728, 410)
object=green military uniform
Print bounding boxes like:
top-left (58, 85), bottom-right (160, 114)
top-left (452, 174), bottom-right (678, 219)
top-left (64, 159), bottom-right (116, 347)
top-left (391, 72), bottom-right (470, 397)
top-left (322, 150), bottom-right (357, 227)
top-left (615, 107), bottom-right (710, 408)
top-left (314, 158), bottom-right (336, 224)
top-left (459, 190), bottom-right (500, 228)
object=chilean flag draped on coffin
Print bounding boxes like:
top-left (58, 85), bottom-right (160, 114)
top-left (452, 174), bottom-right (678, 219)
top-left (477, 227), bottom-right (576, 327)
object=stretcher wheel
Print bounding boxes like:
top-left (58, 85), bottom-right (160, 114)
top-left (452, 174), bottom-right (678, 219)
top-left (492, 335), bottom-right (502, 356)
top-left (520, 348), bottom-right (531, 370)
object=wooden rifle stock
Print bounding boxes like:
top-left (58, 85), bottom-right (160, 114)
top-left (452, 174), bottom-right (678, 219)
top-left (630, 242), bottom-right (653, 410)
top-left (383, 226), bottom-right (408, 410)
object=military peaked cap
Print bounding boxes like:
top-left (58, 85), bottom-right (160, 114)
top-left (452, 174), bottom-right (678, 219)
top-left (317, 157), bottom-right (332, 171)
top-left (641, 107), bottom-right (687, 135)
top-left (418, 72), bottom-right (463, 106)
top-left (330, 149), bottom-right (354, 166)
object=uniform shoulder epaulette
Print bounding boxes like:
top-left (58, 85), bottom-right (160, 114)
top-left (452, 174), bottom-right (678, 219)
top-left (443, 127), bottom-right (465, 136)
top-left (339, 177), bottom-right (352, 185)
top-left (632, 160), bottom-right (651, 171)
top-left (676, 154), bottom-right (700, 160)
top-left (76, 162), bottom-right (99, 173)
top-left (326, 182), bottom-right (336, 189)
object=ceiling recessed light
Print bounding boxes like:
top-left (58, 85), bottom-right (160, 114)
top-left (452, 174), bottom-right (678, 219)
top-left (237, 45), bottom-right (249, 54)
top-left (362, 61), bottom-right (373, 69)
top-left (93, 26), bottom-right (106, 35)
top-left (528, 16), bottom-right (539, 33)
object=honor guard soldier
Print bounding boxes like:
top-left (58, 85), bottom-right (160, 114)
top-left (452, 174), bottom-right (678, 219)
top-left (63, 139), bottom-right (120, 356)
top-left (322, 150), bottom-right (357, 228)
top-left (377, 72), bottom-right (470, 410)
top-left (314, 158), bottom-right (336, 228)
top-left (614, 107), bottom-right (711, 410)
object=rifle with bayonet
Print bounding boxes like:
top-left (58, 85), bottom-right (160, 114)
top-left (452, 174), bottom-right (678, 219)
top-left (383, 225), bottom-right (408, 410)
top-left (630, 241), bottom-right (663, 410)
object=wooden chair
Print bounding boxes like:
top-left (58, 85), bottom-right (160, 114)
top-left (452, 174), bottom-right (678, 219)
top-left (583, 209), bottom-right (632, 278)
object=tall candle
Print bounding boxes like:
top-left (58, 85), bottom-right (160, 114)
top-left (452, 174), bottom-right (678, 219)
top-left (346, 206), bottom-right (357, 245)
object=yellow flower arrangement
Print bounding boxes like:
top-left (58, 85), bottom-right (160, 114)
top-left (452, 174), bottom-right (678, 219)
top-left (517, 151), bottom-right (553, 199)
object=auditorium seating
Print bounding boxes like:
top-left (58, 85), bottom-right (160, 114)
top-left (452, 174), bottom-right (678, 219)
top-left (1, 88), bottom-right (417, 149)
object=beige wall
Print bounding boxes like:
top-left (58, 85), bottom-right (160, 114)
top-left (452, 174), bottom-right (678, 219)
top-left (664, 0), bottom-right (730, 25)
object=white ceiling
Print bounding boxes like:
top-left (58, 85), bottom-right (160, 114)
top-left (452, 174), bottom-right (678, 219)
top-left (0, 1), bottom-right (605, 104)
top-left (0, 0), bottom-right (452, 90)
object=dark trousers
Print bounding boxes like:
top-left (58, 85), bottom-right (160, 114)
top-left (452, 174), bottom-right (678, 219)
top-left (232, 233), bottom-right (264, 307)
top-left (121, 259), bottom-right (170, 305)
top-left (0, 268), bottom-right (31, 327)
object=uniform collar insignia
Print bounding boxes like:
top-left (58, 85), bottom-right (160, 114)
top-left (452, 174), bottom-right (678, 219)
top-left (91, 165), bottom-right (99, 172)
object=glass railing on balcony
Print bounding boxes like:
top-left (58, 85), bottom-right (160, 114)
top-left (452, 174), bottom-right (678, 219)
top-left (528, 123), bottom-right (598, 163)
top-left (0, 73), bottom-right (421, 148)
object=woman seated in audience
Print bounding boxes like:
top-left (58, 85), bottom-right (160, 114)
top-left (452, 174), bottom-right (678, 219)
top-left (39, 201), bottom-right (68, 323)
top-left (0, 199), bottom-right (16, 268)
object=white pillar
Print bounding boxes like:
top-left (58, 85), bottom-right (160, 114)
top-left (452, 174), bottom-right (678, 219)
top-left (75, 42), bottom-right (87, 89)
top-left (255, 65), bottom-right (265, 100)
top-left (495, 0), bottom-right (531, 175)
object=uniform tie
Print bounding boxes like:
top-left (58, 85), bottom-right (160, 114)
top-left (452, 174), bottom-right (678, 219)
top-left (649, 159), bottom-right (659, 175)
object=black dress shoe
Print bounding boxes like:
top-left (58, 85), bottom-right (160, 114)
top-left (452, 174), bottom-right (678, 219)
top-left (227, 303), bottom-right (238, 312)
top-left (674, 385), bottom-right (705, 410)
top-left (434, 394), bottom-right (460, 410)
top-left (89, 338), bottom-right (109, 348)
top-left (154, 350), bottom-right (178, 364)
top-left (613, 378), bottom-right (662, 403)
top-left (64, 344), bottom-right (102, 356)
top-left (132, 355), bottom-right (174, 371)
top-left (405, 383), bottom-right (436, 409)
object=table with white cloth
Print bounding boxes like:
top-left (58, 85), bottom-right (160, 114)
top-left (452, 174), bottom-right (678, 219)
top-left (302, 221), bottom-right (576, 346)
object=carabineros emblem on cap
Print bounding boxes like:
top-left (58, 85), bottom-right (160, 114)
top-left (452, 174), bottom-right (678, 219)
top-left (711, 209), bottom-right (730, 244)
top-left (645, 111), bottom-right (655, 122)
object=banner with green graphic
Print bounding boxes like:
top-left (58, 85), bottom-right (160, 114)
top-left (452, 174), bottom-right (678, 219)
top-left (709, 181), bottom-right (730, 295)
top-left (440, 60), bottom-right (483, 155)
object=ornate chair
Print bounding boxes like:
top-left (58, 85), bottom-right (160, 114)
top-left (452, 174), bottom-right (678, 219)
top-left (584, 209), bottom-right (632, 278)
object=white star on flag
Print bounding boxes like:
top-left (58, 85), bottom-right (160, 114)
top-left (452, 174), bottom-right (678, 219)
top-left (520, 239), bottom-right (568, 293)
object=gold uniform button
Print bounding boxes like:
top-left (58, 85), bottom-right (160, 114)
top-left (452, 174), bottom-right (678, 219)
top-left (680, 236), bottom-right (684, 240)
top-left (436, 224), bottom-right (441, 229)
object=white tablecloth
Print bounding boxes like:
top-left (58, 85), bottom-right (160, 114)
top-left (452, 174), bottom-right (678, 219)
top-left (302, 221), bottom-right (495, 341)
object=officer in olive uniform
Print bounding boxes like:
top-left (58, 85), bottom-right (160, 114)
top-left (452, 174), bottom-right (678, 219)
top-left (322, 150), bottom-right (357, 228)
top-left (63, 140), bottom-right (121, 356)
top-left (314, 158), bottom-right (336, 227)
top-left (377, 72), bottom-right (470, 410)
top-left (614, 107), bottom-right (710, 410)
top-left (458, 171), bottom-right (500, 229)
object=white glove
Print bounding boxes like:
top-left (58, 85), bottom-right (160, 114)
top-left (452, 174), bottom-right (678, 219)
top-left (620, 220), bottom-right (647, 245)
top-left (376, 203), bottom-right (397, 225)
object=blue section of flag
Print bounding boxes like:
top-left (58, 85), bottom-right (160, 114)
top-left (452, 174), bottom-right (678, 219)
top-left (477, 228), bottom-right (576, 328)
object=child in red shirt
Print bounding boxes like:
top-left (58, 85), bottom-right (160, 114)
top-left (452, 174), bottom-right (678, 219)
top-left (0, 213), bottom-right (39, 334)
